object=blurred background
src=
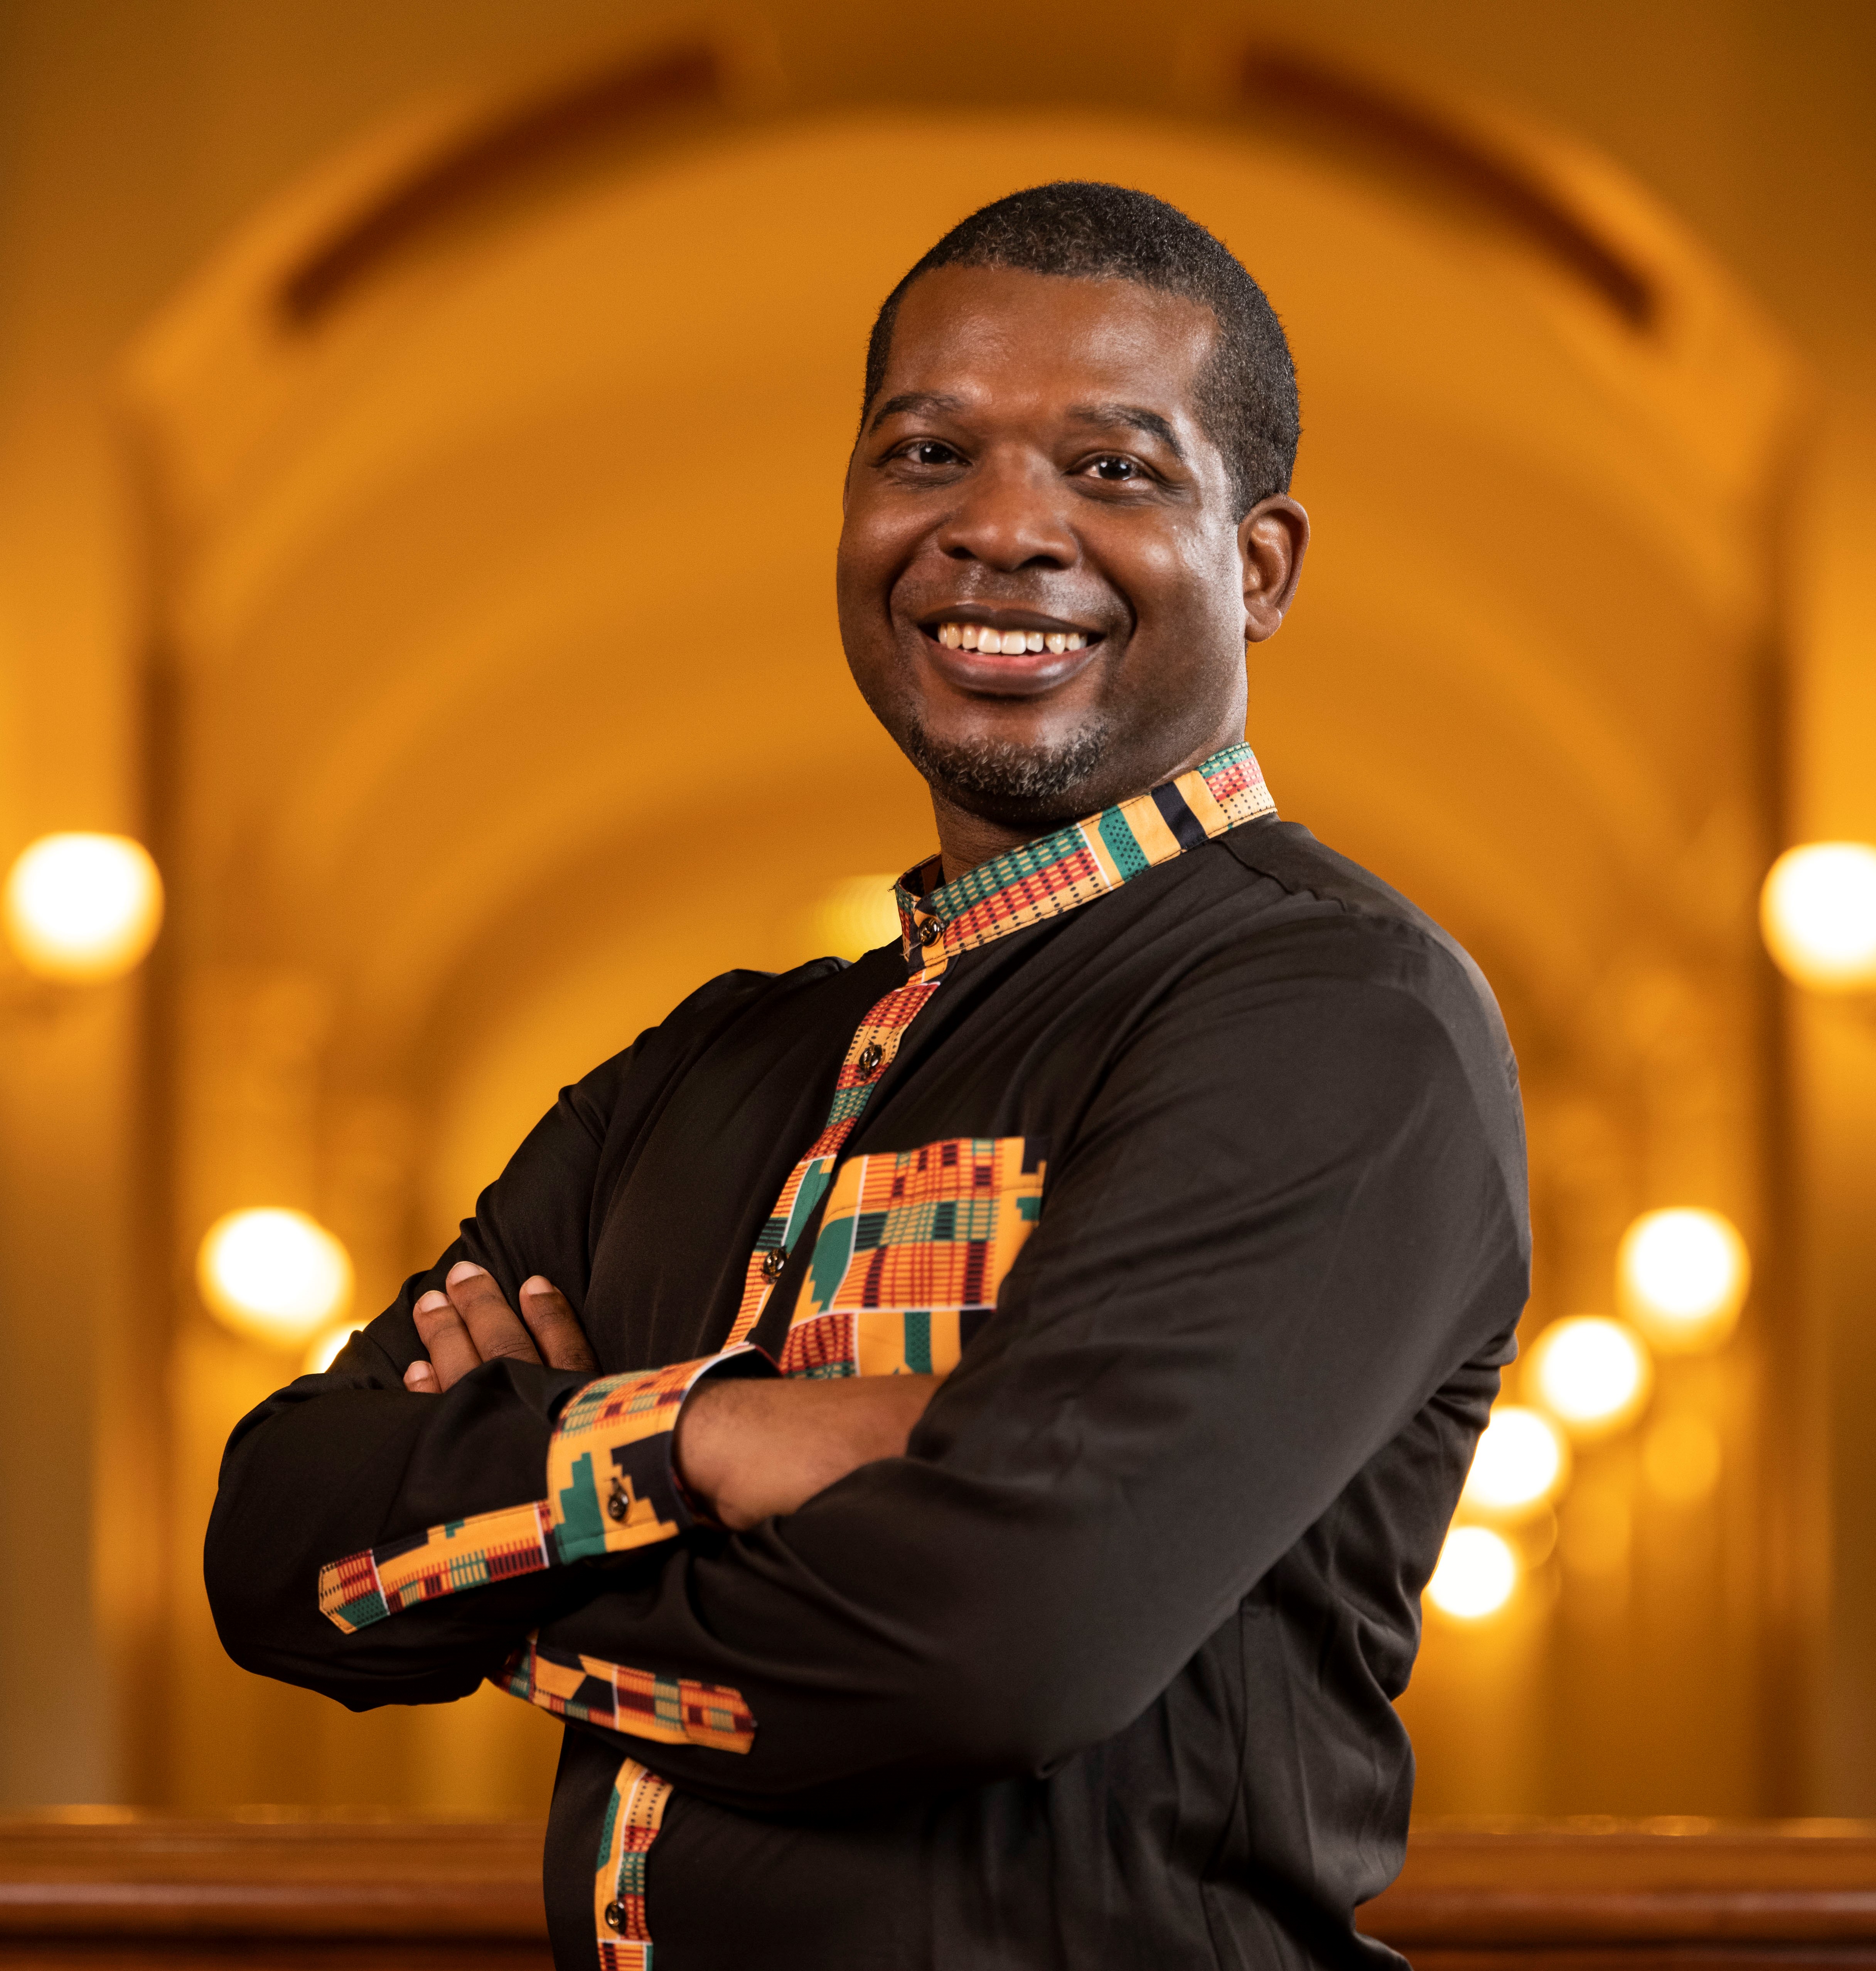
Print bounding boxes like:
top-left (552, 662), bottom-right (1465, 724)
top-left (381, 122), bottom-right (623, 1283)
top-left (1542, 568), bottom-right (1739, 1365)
top-left (0, 0), bottom-right (1872, 1828)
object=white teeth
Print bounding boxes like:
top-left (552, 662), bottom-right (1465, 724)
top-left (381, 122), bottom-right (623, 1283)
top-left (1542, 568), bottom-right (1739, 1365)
top-left (936, 622), bottom-right (1092, 653)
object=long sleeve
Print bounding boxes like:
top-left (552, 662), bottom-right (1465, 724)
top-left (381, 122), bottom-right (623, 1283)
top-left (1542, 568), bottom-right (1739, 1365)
top-left (499, 915), bottom-right (1529, 1806)
top-left (204, 968), bottom-right (786, 1709)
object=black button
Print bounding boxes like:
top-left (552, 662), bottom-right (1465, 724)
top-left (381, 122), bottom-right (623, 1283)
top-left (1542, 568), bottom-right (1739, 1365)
top-left (761, 1247), bottom-right (788, 1280)
top-left (918, 918), bottom-right (943, 947)
top-left (857, 1041), bottom-right (884, 1076)
top-left (607, 1477), bottom-right (629, 1523)
top-left (604, 1900), bottom-right (626, 1931)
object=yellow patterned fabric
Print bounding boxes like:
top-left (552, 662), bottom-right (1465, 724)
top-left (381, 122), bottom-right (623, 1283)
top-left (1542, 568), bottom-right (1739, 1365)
top-left (780, 1137), bottom-right (1048, 1379)
top-left (498, 1635), bottom-right (755, 1753)
top-left (317, 1348), bottom-right (765, 1632)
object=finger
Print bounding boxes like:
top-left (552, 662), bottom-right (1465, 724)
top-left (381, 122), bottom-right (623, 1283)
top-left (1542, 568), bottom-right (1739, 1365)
top-left (413, 1288), bottom-right (483, 1391)
top-left (518, 1277), bottom-right (598, 1374)
top-left (445, 1260), bottom-right (543, 1369)
top-left (404, 1358), bottom-right (440, 1395)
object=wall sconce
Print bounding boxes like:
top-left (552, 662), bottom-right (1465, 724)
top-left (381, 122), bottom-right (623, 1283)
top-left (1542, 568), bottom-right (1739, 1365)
top-left (1617, 1208), bottom-right (1749, 1353)
top-left (197, 1208), bottom-right (354, 1350)
top-left (3, 832), bottom-right (164, 984)
top-left (1426, 1525), bottom-right (1519, 1620)
top-left (1760, 841), bottom-right (1876, 994)
top-left (1460, 1404), bottom-right (1571, 1521)
top-left (1526, 1314), bottom-right (1654, 1440)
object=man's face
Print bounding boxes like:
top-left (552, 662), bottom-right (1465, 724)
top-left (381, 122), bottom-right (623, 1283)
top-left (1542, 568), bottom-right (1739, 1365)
top-left (838, 264), bottom-right (1300, 831)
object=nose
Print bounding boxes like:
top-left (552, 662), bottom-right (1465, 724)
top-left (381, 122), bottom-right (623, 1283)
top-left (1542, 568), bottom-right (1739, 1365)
top-left (933, 451), bottom-right (1078, 571)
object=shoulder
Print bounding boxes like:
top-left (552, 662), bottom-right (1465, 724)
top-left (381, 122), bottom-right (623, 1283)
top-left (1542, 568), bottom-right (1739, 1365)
top-left (561, 953), bottom-right (866, 1139)
top-left (1193, 818), bottom-right (1523, 1136)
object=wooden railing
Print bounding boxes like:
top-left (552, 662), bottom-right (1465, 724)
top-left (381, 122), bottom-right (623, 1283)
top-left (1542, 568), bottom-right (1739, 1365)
top-left (4, 1814), bottom-right (1875, 1966)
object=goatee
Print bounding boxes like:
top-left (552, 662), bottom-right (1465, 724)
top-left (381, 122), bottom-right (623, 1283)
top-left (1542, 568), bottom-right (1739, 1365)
top-left (896, 713), bottom-right (1115, 830)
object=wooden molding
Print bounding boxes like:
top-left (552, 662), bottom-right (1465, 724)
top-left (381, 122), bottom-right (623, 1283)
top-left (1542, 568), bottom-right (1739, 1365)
top-left (7, 1815), bottom-right (1876, 1966)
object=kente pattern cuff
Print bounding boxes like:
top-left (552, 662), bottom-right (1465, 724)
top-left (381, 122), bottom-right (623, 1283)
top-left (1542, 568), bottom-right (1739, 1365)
top-left (317, 1345), bottom-right (772, 1632)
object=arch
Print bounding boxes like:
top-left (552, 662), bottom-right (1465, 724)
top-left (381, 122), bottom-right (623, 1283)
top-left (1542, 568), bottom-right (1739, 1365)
top-left (121, 19), bottom-right (1805, 1813)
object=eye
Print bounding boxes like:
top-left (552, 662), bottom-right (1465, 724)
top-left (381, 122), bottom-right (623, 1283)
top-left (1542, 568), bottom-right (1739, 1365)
top-left (902, 440), bottom-right (962, 467)
top-left (1085, 455), bottom-right (1146, 482)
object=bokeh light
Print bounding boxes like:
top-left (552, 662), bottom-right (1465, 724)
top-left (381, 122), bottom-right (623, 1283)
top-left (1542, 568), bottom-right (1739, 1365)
top-left (1760, 841), bottom-right (1876, 992)
top-left (1643, 1413), bottom-right (1723, 1504)
top-left (1618, 1208), bottom-right (1750, 1352)
top-left (811, 875), bottom-right (904, 959)
top-left (198, 1208), bottom-right (354, 1348)
top-left (2, 832), bottom-right (164, 982)
top-left (1426, 1525), bottom-right (1519, 1619)
top-left (1461, 1404), bottom-right (1570, 1520)
top-left (304, 1324), bottom-right (359, 1374)
top-left (1527, 1315), bottom-right (1653, 1439)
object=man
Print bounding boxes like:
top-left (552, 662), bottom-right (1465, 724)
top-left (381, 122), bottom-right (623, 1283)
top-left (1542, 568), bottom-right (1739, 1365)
top-left (208, 180), bottom-right (1528, 1970)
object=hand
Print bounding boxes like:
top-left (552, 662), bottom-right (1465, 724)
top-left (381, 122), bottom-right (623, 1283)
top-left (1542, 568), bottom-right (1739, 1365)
top-left (675, 1373), bottom-right (944, 1530)
top-left (404, 1261), bottom-right (598, 1394)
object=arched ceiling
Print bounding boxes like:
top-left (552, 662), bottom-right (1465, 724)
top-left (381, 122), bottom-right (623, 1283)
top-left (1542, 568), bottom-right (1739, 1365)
top-left (120, 30), bottom-right (1804, 1245)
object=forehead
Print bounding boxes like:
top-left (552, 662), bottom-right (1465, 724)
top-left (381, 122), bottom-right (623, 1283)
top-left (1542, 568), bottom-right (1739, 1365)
top-left (880, 265), bottom-right (1218, 420)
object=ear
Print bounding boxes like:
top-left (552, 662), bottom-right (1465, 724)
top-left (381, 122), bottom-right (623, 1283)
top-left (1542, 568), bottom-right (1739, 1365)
top-left (1238, 496), bottom-right (1310, 644)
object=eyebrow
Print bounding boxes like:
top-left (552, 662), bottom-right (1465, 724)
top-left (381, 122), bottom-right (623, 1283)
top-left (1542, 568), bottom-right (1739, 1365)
top-left (1065, 403), bottom-right (1187, 462)
top-left (867, 391), bottom-right (967, 431)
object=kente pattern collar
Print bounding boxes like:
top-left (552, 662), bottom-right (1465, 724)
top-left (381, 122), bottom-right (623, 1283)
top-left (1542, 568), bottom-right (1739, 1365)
top-left (894, 741), bottom-right (1275, 982)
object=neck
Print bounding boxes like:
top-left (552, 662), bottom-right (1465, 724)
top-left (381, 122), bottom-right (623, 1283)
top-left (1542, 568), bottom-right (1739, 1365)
top-left (927, 730), bottom-right (1243, 886)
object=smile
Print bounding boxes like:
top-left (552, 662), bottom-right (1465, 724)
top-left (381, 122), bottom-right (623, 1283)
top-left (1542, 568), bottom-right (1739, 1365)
top-left (929, 622), bottom-right (1093, 654)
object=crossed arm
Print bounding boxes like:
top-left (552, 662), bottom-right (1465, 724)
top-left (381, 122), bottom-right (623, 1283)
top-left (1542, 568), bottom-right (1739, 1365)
top-left (402, 1259), bottom-right (941, 1531)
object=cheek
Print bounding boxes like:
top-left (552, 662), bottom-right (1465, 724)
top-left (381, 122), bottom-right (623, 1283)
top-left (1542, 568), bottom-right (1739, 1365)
top-left (1123, 518), bottom-right (1243, 633)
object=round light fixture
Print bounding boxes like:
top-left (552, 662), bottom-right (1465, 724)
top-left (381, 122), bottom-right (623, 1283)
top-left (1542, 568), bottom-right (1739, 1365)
top-left (1461, 1404), bottom-right (1570, 1520)
top-left (1618, 1208), bottom-right (1750, 1353)
top-left (3, 832), bottom-right (164, 982)
top-left (198, 1208), bottom-right (354, 1348)
top-left (1426, 1525), bottom-right (1519, 1620)
top-left (1527, 1315), bottom-right (1653, 1439)
top-left (1760, 842), bottom-right (1876, 992)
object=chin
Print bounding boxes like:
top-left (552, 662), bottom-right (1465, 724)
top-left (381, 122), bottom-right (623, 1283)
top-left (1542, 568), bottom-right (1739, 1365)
top-left (899, 713), bottom-right (1118, 831)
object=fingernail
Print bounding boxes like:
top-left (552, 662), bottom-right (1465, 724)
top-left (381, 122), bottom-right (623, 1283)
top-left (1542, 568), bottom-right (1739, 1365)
top-left (414, 1290), bottom-right (448, 1315)
top-left (446, 1260), bottom-right (488, 1287)
top-left (520, 1275), bottom-right (554, 1297)
top-left (405, 1360), bottom-right (438, 1391)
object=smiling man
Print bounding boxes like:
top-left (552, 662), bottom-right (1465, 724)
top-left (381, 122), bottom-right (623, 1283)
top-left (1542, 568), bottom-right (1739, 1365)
top-left (208, 182), bottom-right (1529, 1971)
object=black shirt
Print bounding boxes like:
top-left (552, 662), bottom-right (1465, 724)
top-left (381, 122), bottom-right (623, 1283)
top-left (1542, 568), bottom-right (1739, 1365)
top-left (206, 745), bottom-right (1529, 1971)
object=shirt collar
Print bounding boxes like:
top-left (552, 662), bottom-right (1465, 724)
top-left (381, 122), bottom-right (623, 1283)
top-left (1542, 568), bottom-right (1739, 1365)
top-left (894, 741), bottom-right (1276, 981)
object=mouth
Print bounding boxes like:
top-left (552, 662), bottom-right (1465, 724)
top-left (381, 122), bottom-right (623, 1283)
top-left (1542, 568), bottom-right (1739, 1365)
top-left (912, 608), bottom-right (1109, 699)
top-left (919, 609), bottom-right (1103, 656)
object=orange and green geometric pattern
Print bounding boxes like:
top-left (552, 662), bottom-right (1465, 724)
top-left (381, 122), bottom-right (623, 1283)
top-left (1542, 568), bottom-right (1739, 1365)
top-left (318, 1349), bottom-right (762, 1632)
top-left (780, 1137), bottom-right (1048, 1379)
top-left (318, 1499), bottom-right (555, 1634)
top-left (593, 1755), bottom-right (673, 1970)
top-left (496, 1635), bottom-right (756, 1754)
top-left (897, 741), bottom-right (1273, 984)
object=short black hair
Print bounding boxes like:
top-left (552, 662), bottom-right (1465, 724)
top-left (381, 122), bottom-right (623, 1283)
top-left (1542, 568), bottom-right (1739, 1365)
top-left (861, 181), bottom-right (1300, 515)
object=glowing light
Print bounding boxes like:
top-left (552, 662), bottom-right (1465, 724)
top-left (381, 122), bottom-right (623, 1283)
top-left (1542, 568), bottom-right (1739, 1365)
top-left (1527, 1315), bottom-right (1653, 1438)
top-left (1760, 842), bottom-right (1876, 992)
top-left (304, 1324), bottom-right (359, 1374)
top-left (198, 1209), bottom-right (354, 1348)
top-left (1618, 1208), bottom-right (1750, 1353)
top-left (811, 875), bottom-right (903, 959)
top-left (1643, 1413), bottom-right (1723, 1504)
top-left (1461, 1405), bottom-right (1570, 1520)
top-left (1426, 1525), bottom-right (1519, 1619)
top-left (3, 832), bottom-right (164, 982)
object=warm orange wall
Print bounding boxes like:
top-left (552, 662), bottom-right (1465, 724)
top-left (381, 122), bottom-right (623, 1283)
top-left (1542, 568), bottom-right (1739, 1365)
top-left (0, 0), bottom-right (1871, 1815)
